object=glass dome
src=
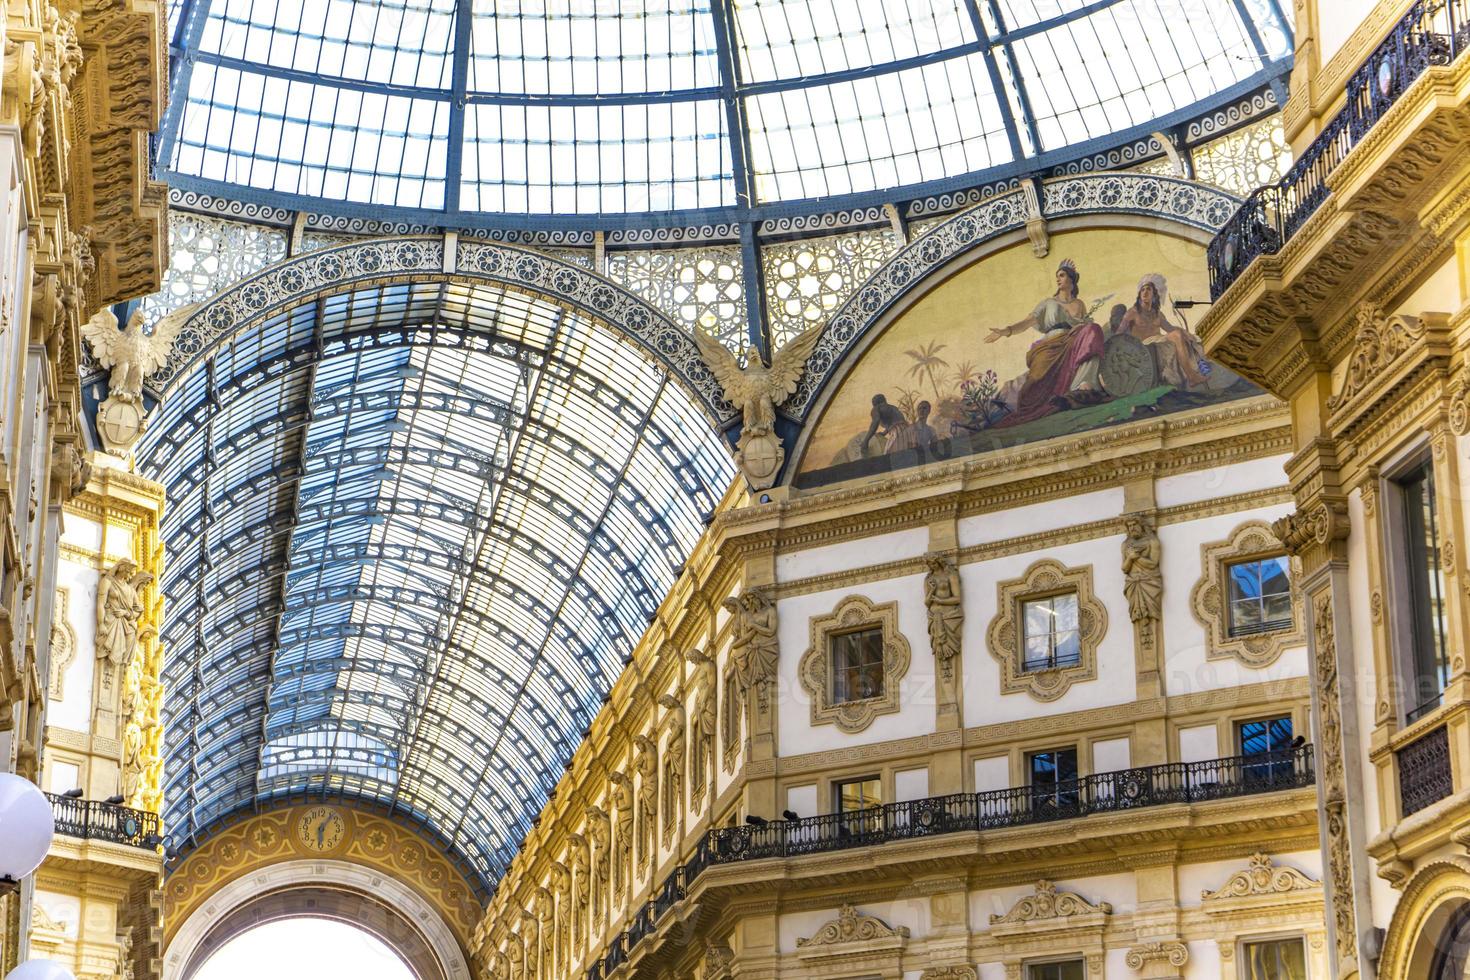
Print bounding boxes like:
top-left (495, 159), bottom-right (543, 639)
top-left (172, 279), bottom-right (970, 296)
top-left (159, 0), bottom-right (1294, 226)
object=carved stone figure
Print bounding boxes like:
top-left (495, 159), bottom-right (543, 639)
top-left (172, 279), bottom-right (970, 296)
top-left (549, 861), bottom-right (571, 967)
top-left (1122, 513), bottom-right (1163, 625)
top-left (96, 558), bottom-right (151, 669)
top-left (121, 720), bottom-right (144, 800)
top-left (923, 552), bottom-right (963, 673)
top-left (568, 833), bottom-right (590, 949)
top-left (723, 588), bottom-right (778, 703)
top-left (48, 439), bottom-right (90, 503)
top-left (691, 323), bottom-right (823, 489)
top-left (584, 804), bottom-right (610, 925)
top-left (686, 649), bottom-right (718, 810)
top-left (633, 734), bottom-right (658, 875)
top-left (657, 693), bottom-right (685, 843)
top-left (82, 304), bottom-right (195, 453)
top-left (608, 771), bottom-right (633, 896)
top-left (534, 886), bottom-right (554, 976)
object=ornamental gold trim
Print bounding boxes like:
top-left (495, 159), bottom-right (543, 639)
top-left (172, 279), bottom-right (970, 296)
top-left (799, 595), bottom-right (911, 733)
top-left (986, 560), bottom-right (1105, 702)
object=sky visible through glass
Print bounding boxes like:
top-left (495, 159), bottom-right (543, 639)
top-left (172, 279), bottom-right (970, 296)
top-left (192, 918), bottom-right (417, 980)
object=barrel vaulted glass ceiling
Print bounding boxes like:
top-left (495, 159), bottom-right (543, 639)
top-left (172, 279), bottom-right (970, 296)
top-left (159, 0), bottom-right (1294, 225)
top-left (139, 281), bottom-right (734, 890)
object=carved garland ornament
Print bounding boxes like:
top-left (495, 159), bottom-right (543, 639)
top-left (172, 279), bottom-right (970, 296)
top-left (1190, 521), bottom-right (1303, 668)
top-left (798, 594), bottom-right (911, 733)
top-left (986, 560), bottom-right (1106, 702)
top-left (796, 904), bottom-right (910, 947)
top-left (1326, 303), bottom-right (1426, 412)
top-left (989, 880), bottom-right (1113, 924)
top-left (1202, 852), bottom-right (1320, 901)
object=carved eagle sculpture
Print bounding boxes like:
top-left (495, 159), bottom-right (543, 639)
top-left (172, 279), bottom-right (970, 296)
top-left (81, 304), bottom-right (196, 404)
top-left (691, 323), bottom-right (824, 436)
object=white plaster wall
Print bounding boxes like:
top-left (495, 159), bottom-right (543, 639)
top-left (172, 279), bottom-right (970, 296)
top-left (1396, 253), bottom-right (1460, 317)
top-left (776, 528), bottom-right (929, 583)
top-left (60, 513), bottom-right (101, 551)
top-left (48, 556), bottom-right (98, 734)
top-left (974, 754), bottom-right (1009, 793)
top-left (1153, 455), bottom-right (1289, 508)
top-left (1316, 0), bottom-right (1384, 65)
top-left (1179, 724), bottom-right (1218, 763)
top-left (1181, 940), bottom-right (1222, 980)
top-left (960, 536), bottom-right (1135, 725)
top-left (957, 489), bottom-right (1124, 548)
top-left (777, 572), bottom-right (936, 756)
top-left (786, 784), bottom-right (816, 819)
top-left (895, 767), bottom-right (928, 801)
top-left (1159, 504), bottom-right (1308, 697)
top-left (1177, 849), bottom-right (1323, 909)
top-left (1092, 736), bottom-right (1130, 773)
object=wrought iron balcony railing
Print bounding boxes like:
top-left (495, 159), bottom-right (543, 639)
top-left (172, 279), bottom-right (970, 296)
top-left (586, 745), bottom-right (1314, 980)
top-left (1397, 725), bottom-right (1453, 816)
top-left (1208, 0), bottom-right (1470, 299)
top-left (48, 793), bottom-right (162, 850)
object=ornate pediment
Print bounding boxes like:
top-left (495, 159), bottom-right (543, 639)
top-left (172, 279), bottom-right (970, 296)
top-left (796, 904), bottom-right (909, 948)
top-left (1327, 303), bottom-right (1451, 418)
top-left (990, 880), bottom-right (1112, 925)
top-left (1203, 852), bottom-right (1319, 901)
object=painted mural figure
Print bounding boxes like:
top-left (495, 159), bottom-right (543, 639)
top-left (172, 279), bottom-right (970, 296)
top-left (1116, 274), bottom-right (1210, 389)
top-left (985, 258), bottom-right (1107, 426)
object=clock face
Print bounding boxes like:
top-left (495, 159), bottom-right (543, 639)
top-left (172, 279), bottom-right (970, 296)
top-left (297, 807), bottom-right (346, 852)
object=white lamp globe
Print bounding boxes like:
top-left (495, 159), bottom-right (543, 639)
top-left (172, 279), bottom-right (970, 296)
top-left (5, 960), bottom-right (78, 980)
top-left (0, 772), bottom-right (54, 882)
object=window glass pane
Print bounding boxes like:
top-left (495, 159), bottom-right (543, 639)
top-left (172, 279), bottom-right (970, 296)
top-left (1242, 937), bottom-right (1307, 980)
top-left (1022, 593), bottom-right (1080, 671)
top-left (831, 627), bottom-right (884, 703)
top-left (1399, 462), bottom-right (1450, 718)
top-left (1027, 958), bottom-right (1085, 980)
top-left (1227, 555), bottom-right (1292, 636)
top-left (835, 776), bottom-right (881, 812)
top-left (1239, 716), bottom-right (1292, 756)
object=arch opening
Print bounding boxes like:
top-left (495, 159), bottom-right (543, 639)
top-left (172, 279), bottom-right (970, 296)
top-left (189, 913), bottom-right (422, 980)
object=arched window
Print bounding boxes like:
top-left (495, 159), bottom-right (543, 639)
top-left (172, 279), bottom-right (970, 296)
top-left (1430, 902), bottom-right (1470, 980)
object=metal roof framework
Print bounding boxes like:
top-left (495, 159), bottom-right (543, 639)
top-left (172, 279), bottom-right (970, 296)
top-left (139, 279), bottom-right (735, 893)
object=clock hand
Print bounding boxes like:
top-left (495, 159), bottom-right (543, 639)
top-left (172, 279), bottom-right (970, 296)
top-left (317, 819), bottom-right (327, 847)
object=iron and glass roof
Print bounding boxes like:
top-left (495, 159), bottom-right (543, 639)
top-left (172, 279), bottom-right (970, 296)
top-left (158, 0), bottom-right (1294, 227)
top-left (139, 280), bottom-right (734, 891)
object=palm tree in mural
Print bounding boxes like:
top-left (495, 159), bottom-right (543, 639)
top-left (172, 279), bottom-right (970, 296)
top-left (904, 341), bottom-right (949, 403)
top-left (950, 360), bottom-right (980, 390)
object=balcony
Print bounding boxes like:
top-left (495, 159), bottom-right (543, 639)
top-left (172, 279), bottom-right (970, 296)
top-left (587, 745), bottom-right (1315, 980)
top-left (1208, 0), bottom-right (1470, 299)
top-left (48, 793), bottom-right (162, 850)
top-left (1397, 725), bottom-right (1454, 816)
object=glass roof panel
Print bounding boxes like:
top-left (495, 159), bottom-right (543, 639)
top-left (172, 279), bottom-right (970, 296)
top-left (161, 0), bottom-right (1289, 218)
top-left (142, 279), bottom-right (735, 891)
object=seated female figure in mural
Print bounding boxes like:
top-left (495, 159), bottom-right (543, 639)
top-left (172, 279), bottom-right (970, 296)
top-left (985, 258), bottom-right (1106, 426)
top-left (1114, 273), bottom-right (1209, 388)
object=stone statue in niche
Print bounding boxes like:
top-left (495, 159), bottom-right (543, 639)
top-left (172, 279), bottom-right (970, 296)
top-left (608, 771), bottom-right (633, 896)
top-left (657, 692), bottom-right (685, 844)
top-left (1122, 513), bottom-right (1163, 625)
top-left (723, 589), bottom-right (778, 708)
top-left (121, 720), bottom-right (144, 800)
top-left (633, 733), bottom-right (658, 875)
top-left (691, 323), bottom-right (823, 490)
top-left (923, 552), bottom-right (964, 676)
top-left (96, 558), bottom-right (151, 669)
top-left (568, 832), bottom-right (589, 949)
top-left (686, 649), bottom-right (717, 811)
top-left (550, 862), bottom-right (571, 969)
top-left (584, 804), bottom-right (610, 925)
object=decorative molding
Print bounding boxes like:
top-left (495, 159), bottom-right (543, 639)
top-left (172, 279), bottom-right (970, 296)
top-left (796, 904), bottom-right (910, 948)
top-left (1190, 521), bottom-right (1304, 668)
top-left (986, 560), bottom-right (1106, 702)
top-left (1326, 304), bottom-right (1427, 411)
top-left (989, 880), bottom-right (1113, 926)
top-left (1202, 852), bottom-right (1321, 902)
top-left (919, 967), bottom-right (977, 980)
top-left (47, 588), bottom-right (76, 701)
top-left (1125, 940), bottom-right (1189, 970)
top-left (798, 595), bottom-right (911, 733)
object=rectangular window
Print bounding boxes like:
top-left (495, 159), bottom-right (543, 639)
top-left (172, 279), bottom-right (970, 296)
top-left (1027, 960), bottom-right (1085, 980)
top-left (1028, 747), bottom-right (1079, 813)
top-left (1241, 937), bottom-right (1307, 979)
top-left (1022, 593), bottom-right (1080, 671)
top-left (833, 775), bottom-right (882, 837)
top-left (830, 627), bottom-right (884, 703)
top-left (1397, 462), bottom-right (1451, 721)
top-left (1226, 555), bottom-right (1292, 636)
top-left (1238, 715), bottom-right (1294, 784)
